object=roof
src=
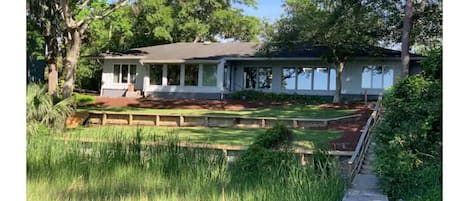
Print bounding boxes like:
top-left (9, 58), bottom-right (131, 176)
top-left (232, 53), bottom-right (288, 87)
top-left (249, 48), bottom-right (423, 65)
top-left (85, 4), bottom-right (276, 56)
top-left (93, 42), bottom-right (424, 61)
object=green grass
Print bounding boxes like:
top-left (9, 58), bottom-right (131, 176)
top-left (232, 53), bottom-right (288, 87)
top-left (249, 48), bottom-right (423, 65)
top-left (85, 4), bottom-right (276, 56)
top-left (78, 104), bottom-right (356, 119)
top-left (65, 126), bottom-right (343, 150)
top-left (73, 93), bottom-right (96, 105)
top-left (27, 131), bottom-right (345, 201)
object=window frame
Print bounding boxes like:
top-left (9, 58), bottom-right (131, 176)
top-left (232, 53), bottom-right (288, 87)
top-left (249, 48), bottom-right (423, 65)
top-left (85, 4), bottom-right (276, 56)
top-left (281, 66), bottom-right (336, 91)
top-left (112, 64), bottom-right (137, 84)
top-left (361, 65), bottom-right (394, 89)
top-left (149, 64), bottom-right (163, 86)
top-left (243, 66), bottom-right (273, 90)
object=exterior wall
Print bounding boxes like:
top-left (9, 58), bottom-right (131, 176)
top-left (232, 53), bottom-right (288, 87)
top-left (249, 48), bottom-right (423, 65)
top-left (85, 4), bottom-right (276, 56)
top-left (230, 59), bottom-right (402, 96)
top-left (101, 59), bottom-right (144, 93)
top-left (101, 58), bottom-right (404, 98)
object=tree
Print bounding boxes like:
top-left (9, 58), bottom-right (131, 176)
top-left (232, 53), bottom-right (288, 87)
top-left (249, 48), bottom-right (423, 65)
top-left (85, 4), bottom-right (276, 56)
top-left (373, 0), bottom-right (442, 71)
top-left (266, 0), bottom-right (386, 103)
top-left (401, 0), bottom-right (414, 77)
top-left (27, 0), bottom-right (63, 95)
top-left (60, 0), bottom-right (128, 98)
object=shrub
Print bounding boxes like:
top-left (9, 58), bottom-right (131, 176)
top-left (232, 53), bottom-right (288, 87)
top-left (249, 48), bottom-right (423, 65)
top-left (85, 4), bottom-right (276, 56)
top-left (27, 84), bottom-right (76, 135)
top-left (374, 54), bottom-right (442, 200)
top-left (230, 90), bottom-right (327, 104)
top-left (251, 124), bottom-right (293, 149)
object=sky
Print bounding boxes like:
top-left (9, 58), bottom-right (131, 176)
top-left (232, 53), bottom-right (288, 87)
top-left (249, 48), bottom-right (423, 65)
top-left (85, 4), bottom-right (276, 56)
top-left (234, 0), bottom-right (285, 23)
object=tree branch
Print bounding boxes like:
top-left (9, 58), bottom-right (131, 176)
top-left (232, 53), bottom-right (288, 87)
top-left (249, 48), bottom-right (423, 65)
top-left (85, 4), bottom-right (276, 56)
top-left (60, 0), bottom-right (76, 28)
top-left (78, 0), bottom-right (91, 9)
top-left (78, 0), bottom-right (128, 28)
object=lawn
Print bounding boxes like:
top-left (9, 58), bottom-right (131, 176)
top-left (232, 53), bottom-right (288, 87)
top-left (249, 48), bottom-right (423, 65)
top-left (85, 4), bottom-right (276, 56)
top-left (65, 126), bottom-right (343, 150)
top-left (78, 104), bottom-right (357, 119)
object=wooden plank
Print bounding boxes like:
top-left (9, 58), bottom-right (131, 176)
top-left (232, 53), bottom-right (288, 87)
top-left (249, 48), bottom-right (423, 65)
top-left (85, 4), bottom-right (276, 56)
top-left (102, 113), bottom-right (107, 126)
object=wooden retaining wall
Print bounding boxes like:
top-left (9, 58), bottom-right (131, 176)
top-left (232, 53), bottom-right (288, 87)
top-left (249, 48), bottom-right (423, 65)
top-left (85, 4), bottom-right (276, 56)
top-left (84, 111), bottom-right (361, 129)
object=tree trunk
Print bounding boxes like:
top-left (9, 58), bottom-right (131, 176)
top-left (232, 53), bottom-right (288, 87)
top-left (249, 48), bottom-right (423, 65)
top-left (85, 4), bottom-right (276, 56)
top-left (46, 36), bottom-right (59, 95)
top-left (401, 0), bottom-right (414, 77)
top-left (62, 29), bottom-right (82, 98)
top-left (333, 62), bottom-right (344, 103)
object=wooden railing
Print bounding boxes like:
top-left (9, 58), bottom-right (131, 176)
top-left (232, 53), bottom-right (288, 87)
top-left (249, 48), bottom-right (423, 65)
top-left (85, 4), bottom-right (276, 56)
top-left (85, 111), bottom-right (361, 129)
top-left (347, 96), bottom-right (383, 184)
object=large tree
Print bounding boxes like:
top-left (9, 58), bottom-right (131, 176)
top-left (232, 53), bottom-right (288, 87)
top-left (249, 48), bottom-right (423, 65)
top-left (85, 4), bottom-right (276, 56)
top-left (374, 0), bottom-right (442, 75)
top-left (27, 0), bottom-right (63, 95)
top-left (60, 0), bottom-right (128, 98)
top-left (266, 0), bottom-right (386, 103)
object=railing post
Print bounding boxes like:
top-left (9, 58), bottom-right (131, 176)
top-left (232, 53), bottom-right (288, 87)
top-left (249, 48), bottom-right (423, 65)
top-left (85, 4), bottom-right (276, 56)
top-left (261, 119), bottom-right (266, 128)
top-left (205, 116), bottom-right (209, 127)
top-left (155, 115), bottom-right (160, 126)
top-left (293, 120), bottom-right (298, 128)
top-left (129, 114), bottom-right (133, 125)
top-left (102, 113), bottom-right (107, 126)
top-left (179, 115), bottom-right (184, 127)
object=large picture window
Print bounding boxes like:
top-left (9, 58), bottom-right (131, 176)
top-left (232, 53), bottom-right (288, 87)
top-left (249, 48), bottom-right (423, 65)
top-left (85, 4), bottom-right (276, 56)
top-left (244, 67), bottom-right (257, 89)
top-left (244, 67), bottom-right (272, 89)
top-left (203, 64), bottom-right (217, 86)
top-left (361, 66), bottom-right (394, 89)
top-left (282, 67), bottom-right (296, 90)
top-left (149, 64), bottom-right (163, 85)
top-left (297, 68), bottom-right (313, 90)
top-left (258, 67), bottom-right (272, 89)
top-left (168, 64), bottom-right (181, 85)
top-left (184, 64), bottom-right (199, 86)
top-left (112, 64), bottom-right (136, 84)
top-left (313, 67), bottom-right (328, 90)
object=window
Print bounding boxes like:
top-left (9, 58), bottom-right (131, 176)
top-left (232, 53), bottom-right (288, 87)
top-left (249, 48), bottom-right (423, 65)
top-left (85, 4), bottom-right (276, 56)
top-left (244, 67), bottom-right (272, 89)
top-left (223, 65), bottom-right (229, 89)
top-left (168, 64), bottom-right (181, 85)
top-left (184, 64), bottom-right (199, 86)
top-left (258, 67), bottom-right (272, 89)
top-left (297, 68), bottom-right (313, 90)
top-left (244, 67), bottom-right (257, 89)
top-left (282, 67), bottom-right (296, 90)
top-left (313, 67), bottom-right (328, 90)
top-left (329, 68), bottom-right (336, 90)
top-left (203, 64), bottom-right (217, 86)
top-left (361, 66), bottom-right (394, 89)
top-left (112, 64), bottom-right (136, 84)
top-left (113, 65), bottom-right (120, 83)
top-left (149, 64), bottom-right (163, 85)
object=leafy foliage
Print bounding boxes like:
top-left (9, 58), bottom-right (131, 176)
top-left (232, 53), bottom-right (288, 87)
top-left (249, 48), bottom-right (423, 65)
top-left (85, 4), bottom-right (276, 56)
top-left (374, 52), bottom-right (442, 200)
top-left (230, 90), bottom-right (328, 104)
top-left (27, 84), bottom-right (75, 135)
top-left (251, 124), bottom-right (294, 149)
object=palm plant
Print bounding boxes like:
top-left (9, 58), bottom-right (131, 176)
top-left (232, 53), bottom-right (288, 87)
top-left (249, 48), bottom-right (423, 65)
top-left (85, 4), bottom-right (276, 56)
top-left (27, 84), bottom-right (75, 135)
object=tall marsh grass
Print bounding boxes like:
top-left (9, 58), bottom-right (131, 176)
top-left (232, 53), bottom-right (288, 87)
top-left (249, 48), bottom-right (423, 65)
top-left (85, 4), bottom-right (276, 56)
top-left (27, 129), bottom-right (344, 201)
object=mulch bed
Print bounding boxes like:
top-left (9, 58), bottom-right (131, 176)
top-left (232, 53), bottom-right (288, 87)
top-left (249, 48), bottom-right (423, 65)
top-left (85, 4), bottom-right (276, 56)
top-left (88, 96), bottom-right (374, 151)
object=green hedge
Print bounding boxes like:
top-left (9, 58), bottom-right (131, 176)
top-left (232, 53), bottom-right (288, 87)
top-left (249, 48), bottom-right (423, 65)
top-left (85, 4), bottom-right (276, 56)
top-left (230, 90), bottom-right (328, 104)
top-left (374, 52), bottom-right (442, 201)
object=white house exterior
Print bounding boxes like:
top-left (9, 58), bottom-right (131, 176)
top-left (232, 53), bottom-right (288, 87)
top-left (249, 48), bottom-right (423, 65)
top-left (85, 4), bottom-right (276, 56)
top-left (94, 42), bottom-right (423, 99)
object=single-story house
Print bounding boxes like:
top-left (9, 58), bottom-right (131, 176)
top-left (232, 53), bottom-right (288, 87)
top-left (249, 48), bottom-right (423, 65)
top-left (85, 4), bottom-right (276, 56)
top-left (91, 42), bottom-right (423, 99)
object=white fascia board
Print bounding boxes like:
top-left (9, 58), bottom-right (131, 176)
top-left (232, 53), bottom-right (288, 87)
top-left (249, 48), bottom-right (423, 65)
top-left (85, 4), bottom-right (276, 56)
top-left (141, 59), bottom-right (219, 64)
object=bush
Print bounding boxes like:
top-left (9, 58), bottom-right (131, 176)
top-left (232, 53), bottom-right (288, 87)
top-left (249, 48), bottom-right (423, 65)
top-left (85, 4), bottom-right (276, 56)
top-left (27, 84), bottom-right (76, 135)
top-left (252, 124), bottom-right (293, 149)
top-left (374, 52), bottom-right (442, 200)
top-left (230, 90), bottom-right (327, 104)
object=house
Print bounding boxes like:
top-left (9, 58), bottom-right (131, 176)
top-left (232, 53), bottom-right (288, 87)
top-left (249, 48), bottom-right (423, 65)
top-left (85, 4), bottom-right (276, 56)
top-left (92, 42), bottom-right (423, 99)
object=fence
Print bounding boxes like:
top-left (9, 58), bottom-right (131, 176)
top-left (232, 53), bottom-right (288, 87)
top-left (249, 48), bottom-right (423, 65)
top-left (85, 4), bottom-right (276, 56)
top-left (346, 96), bottom-right (383, 184)
top-left (85, 111), bottom-right (361, 129)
